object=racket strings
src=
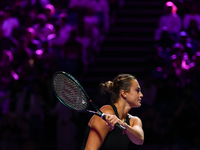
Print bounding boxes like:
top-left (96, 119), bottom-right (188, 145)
top-left (53, 74), bottom-right (88, 111)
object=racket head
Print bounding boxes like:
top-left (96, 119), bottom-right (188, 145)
top-left (51, 71), bottom-right (89, 111)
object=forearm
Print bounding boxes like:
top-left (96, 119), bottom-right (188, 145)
top-left (123, 123), bottom-right (144, 145)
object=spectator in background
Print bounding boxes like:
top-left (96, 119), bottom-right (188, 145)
top-left (186, 19), bottom-right (200, 41)
top-left (154, 27), bottom-right (176, 68)
top-left (87, 0), bottom-right (110, 33)
top-left (1, 7), bottom-right (20, 38)
top-left (155, 1), bottom-right (181, 42)
top-left (46, 23), bottom-right (65, 71)
top-left (176, 31), bottom-right (195, 59)
top-left (183, 1), bottom-right (200, 31)
top-left (5, 27), bottom-right (21, 54)
top-left (155, 26), bottom-right (176, 50)
top-left (76, 22), bottom-right (91, 72)
top-left (170, 42), bottom-right (195, 87)
top-left (57, 12), bottom-right (73, 44)
top-left (186, 19), bottom-right (200, 56)
top-left (33, 13), bottom-right (55, 42)
top-left (23, 27), bottom-right (42, 55)
top-left (44, 3), bottom-right (56, 23)
top-left (67, 0), bottom-right (89, 28)
top-left (0, 10), bottom-right (5, 26)
top-left (11, 1), bottom-right (27, 28)
top-left (59, 30), bottom-right (83, 74)
top-left (68, 0), bottom-right (89, 11)
top-left (47, 23), bottom-right (64, 48)
top-left (35, 40), bottom-right (56, 64)
top-left (22, 12), bottom-right (36, 28)
top-left (0, 27), bottom-right (19, 53)
top-left (83, 6), bottom-right (101, 55)
top-left (29, 0), bottom-right (51, 9)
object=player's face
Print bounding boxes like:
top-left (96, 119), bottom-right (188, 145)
top-left (126, 79), bottom-right (143, 108)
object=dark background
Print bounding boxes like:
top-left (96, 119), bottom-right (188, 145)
top-left (0, 0), bottom-right (200, 150)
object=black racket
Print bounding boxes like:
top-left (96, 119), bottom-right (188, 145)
top-left (51, 71), bottom-right (126, 134)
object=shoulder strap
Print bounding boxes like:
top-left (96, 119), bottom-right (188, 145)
top-left (109, 104), bottom-right (130, 125)
top-left (126, 114), bottom-right (130, 125)
top-left (109, 103), bottom-right (119, 117)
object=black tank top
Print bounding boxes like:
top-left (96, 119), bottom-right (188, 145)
top-left (81, 104), bottom-right (130, 150)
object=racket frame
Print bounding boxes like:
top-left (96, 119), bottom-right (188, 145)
top-left (52, 71), bottom-right (126, 134)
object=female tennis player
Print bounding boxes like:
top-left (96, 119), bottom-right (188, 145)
top-left (82, 74), bottom-right (144, 150)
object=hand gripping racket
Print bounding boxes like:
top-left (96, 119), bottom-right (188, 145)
top-left (51, 71), bottom-right (126, 134)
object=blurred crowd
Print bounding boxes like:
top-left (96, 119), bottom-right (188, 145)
top-left (0, 0), bottom-right (122, 150)
top-left (153, 0), bottom-right (200, 88)
top-left (134, 0), bottom-right (200, 149)
top-left (1, 0), bottom-right (200, 150)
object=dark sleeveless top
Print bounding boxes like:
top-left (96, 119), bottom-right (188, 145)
top-left (81, 104), bottom-right (130, 150)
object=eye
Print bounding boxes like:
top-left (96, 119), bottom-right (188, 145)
top-left (136, 89), bottom-right (140, 93)
top-left (136, 88), bottom-right (141, 93)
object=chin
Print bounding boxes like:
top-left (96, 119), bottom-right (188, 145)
top-left (133, 103), bottom-right (141, 108)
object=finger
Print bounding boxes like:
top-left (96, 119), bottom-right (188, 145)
top-left (108, 124), bottom-right (114, 130)
top-left (106, 114), bottom-right (112, 120)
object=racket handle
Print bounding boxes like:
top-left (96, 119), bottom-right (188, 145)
top-left (101, 113), bottom-right (126, 134)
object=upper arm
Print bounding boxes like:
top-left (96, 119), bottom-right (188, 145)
top-left (129, 115), bottom-right (144, 138)
top-left (129, 115), bottom-right (143, 129)
top-left (127, 115), bottom-right (144, 145)
top-left (84, 105), bottom-right (114, 150)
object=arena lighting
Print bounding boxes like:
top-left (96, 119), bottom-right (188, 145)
top-left (171, 54), bottom-right (177, 60)
top-left (10, 69), bottom-right (19, 80)
top-left (35, 49), bottom-right (44, 59)
top-left (157, 67), bottom-right (162, 72)
top-left (196, 51), bottom-right (200, 56)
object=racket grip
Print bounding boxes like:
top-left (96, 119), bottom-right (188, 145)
top-left (101, 113), bottom-right (126, 134)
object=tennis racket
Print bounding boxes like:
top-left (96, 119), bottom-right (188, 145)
top-left (51, 71), bottom-right (126, 134)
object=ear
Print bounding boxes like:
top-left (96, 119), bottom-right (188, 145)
top-left (121, 90), bottom-right (127, 100)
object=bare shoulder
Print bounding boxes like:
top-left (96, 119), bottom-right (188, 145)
top-left (100, 105), bottom-right (115, 115)
top-left (128, 114), bottom-right (143, 126)
top-left (88, 105), bottom-right (114, 127)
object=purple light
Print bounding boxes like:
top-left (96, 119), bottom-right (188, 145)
top-left (3, 50), bottom-right (13, 62)
top-left (10, 69), bottom-right (19, 80)
top-left (196, 51), bottom-right (200, 56)
top-left (157, 67), bottom-right (162, 72)
top-left (192, 55), bottom-right (196, 60)
top-left (163, 73), bottom-right (168, 78)
top-left (181, 60), bottom-right (189, 70)
top-left (166, 48), bottom-right (170, 52)
top-left (171, 54), bottom-right (177, 59)
top-left (158, 47), bottom-right (162, 52)
top-left (190, 62), bottom-right (195, 67)
top-left (183, 53), bottom-right (188, 60)
top-left (35, 49), bottom-right (44, 55)
top-left (186, 79), bottom-right (191, 83)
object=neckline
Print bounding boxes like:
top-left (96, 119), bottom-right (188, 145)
top-left (110, 103), bottom-right (130, 125)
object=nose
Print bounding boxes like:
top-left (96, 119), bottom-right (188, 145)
top-left (140, 92), bottom-right (143, 98)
